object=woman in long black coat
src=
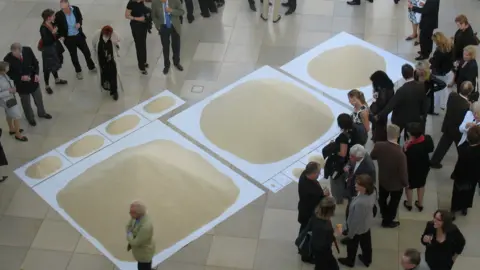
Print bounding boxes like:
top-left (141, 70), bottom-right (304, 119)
top-left (0, 129), bottom-right (8, 182)
top-left (403, 122), bottom-right (434, 212)
top-left (369, 71), bottom-right (394, 142)
top-left (451, 45), bottom-right (478, 101)
top-left (450, 125), bottom-right (480, 218)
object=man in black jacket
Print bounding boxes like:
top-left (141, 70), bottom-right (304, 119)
top-left (55, 0), bottom-right (96, 80)
top-left (376, 64), bottom-right (427, 141)
top-left (4, 43), bottom-right (52, 126)
top-left (430, 82), bottom-right (473, 168)
top-left (410, 0), bottom-right (440, 60)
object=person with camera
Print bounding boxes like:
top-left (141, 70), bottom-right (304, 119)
top-left (126, 0), bottom-right (151, 75)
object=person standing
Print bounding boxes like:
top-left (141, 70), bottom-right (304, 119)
top-left (406, 0), bottom-right (425, 44)
top-left (183, 0), bottom-right (195, 23)
top-left (376, 64), bottom-right (427, 142)
top-left (430, 81), bottom-right (472, 168)
top-left (369, 71), bottom-right (395, 142)
top-left (348, 89), bottom-right (370, 146)
top-left (451, 45), bottom-right (478, 101)
top-left (126, 201), bottom-right (155, 270)
top-left (453, 15), bottom-right (479, 63)
top-left (3, 43), bottom-right (52, 127)
top-left (450, 126), bottom-right (480, 218)
top-left (40, 9), bottom-right (67, 95)
top-left (0, 62), bottom-right (27, 142)
top-left (458, 101), bottom-right (480, 147)
top-left (126, 0), bottom-right (150, 75)
top-left (430, 32), bottom-right (454, 111)
top-left (403, 122), bottom-right (434, 212)
top-left (421, 210), bottom-right (465, 270)
top-left (409, 0), bottom-right (440, 60)
top-left (198, 0), bottom-right (217, 18)
top-left (92, 26), bottom-right (120, 101)
top-left (414, 62), bottom-right (446, 116)
top-left (337, 174), bottom-right (376, 268)
top-left (152, 0), bottom-right (184, 75)
top-left (370, 124), bottom-right (408, 228)
top-left (55, 0), bottom-right (96, 80)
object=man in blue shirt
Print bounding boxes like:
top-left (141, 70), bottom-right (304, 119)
top-left (55, 0), bottom-right (96, 80)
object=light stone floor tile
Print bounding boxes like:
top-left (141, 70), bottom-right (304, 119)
top-left (21, 249), bottom-right (72, 270)
top-left (0, 245), bottom-right (29, 270)
top-left (214, 203), bottom-right (264, 239)
top-left (253, 239), bottom-right (303, 270)
top-left (260, 208), bottom-right (299, 242)
top-left (193, 43), bottom-right (228, 62)
top-left (0, 216), bottom-right (43, 247)
top-left (4, 183), bottom-right (49, 219)
top-left (265, 183), bottom-right (299, 211)
top-left (66, 253), bottom-right (114, 270)
top-left (223, 43), bottom-right (261, 63)
top-left (169, 234), bottom-right (213, 265)
top-left (207, 236), bottom-right (258, 269)
top-left (31, 220), bottom-right (81, 252)
top-left (157, 261), bottom-right (206, 270)
top-left (74, 237), bottom-right (102, 256)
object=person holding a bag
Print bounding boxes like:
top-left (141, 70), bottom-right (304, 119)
top-left (40, 9), bottom-right (68, 95)
top-left (348, 89), bottom-right (370, 146)
top-left (3, 43), bottom-right (52, 127)
top-left (0, 62), bottom-right (27, 142)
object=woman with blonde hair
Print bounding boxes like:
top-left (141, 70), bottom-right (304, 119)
top-left (0, 61), bottom-right (27, 142)
top-left (430, 32), bottom-right (454, 110)
top-left (451, 45), bottom-right (478, 102)
top-left (348, 89), bottom-right (370, 145)
top-left (415, 62), bottom-right (446, 116)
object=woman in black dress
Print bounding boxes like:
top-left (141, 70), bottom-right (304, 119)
top-left (450, 125), bottom-right (480, 217)
top-left (0, 129), bottom-right (8, 182)
top-left (403, 122), bottom-right (434, 212)
top-left (451, 45), bottom-right (478, 101)
top-left (310, 197), bottom-right (339, 270)
top-left (369, 71), bottom-right (394, 142)
top-left (39, 9), bottom-right (67, 95)
top-left (421, 210), bottom-right (465, 270)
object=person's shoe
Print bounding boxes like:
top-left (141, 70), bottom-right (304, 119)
top-left (174, 63), bottom-right (184, 71)
top-left (347, 0), bottom-right (361, 5)
top-left (281, 2), bottom-right (289, 7)
top-left (415, 55), bottom-right (428, 61)
top-left (28, 120), bottom-right (37, 126)
top-left (285, 8), bottom-right (295, 15)
top-left (76, 72), bottom-right (83, 80)
top-left (430, 163), bottom-right (443, 169)
top-left (39, 113), bottom-right (52, 119)
top-left (89, 67), bottom-right (97, 72)
top-left (338, 258), bottom-right (354, 268)
top-left (187, 15), bottom-right (195, 23)
top-left (145, 63), bottom-right (149, 69)
top-left (415, 201), bottom-right (424, 212)
top-left (141, 70), bottom-right (148, 75)
top-left (15, 136), bottom-right (28, 142)
top-left (210, 7), bottom-right (218, 13)
top-left (9, 129), bottom-right (23, 135)
top-left (112, 93), bottom-right (119, 101)
top-left (201, 12), bottom-right (211, 18)
top-left (0, 176), bottom-right (8, 183)
top-left (382, 221), bottom-right (400, 228)
top-left (273, 15), bottom-right (281, 23)
top-left (394, 0), bottom-right (399, 3)
top-left (45, 86), bottom-right (53, 95)
top-left (249, 2), bottom-right (256, 11)
top-left (461, 209), bottom-right (468, 216)
top-left (260, 13), bottom-right (268, 21)
top-left (55, 79), bottom-right (68, 85)
top-left (406, 35), bottom-right (417, 41)
top-left (403, 200), bottom-right (412, 211)
top-left (366, 0), bottom-right (373, 2)
top-left (358, 254), bottom-right (371, 267)
top-left (216, 1), bottom-right (225, 8)
top-left (163, 66), bottom-right (170, 75)
top-left (414, 41), bottom-right (420, 46)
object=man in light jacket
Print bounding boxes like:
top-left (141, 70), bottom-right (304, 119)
top-left (126, 201), bottom-right (155, 270)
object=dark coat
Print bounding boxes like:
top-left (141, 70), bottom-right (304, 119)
top-left (453, 26), bottom-right (479, 61)
top-left (455, 59), bottom-right (478, 91)
top-left (370, 142), bottom-right (408, 191)
top-left (405, 135), bottom-right (434, 189)
top-left (451, 144), bottom-right (480, 183)
top-left (412, 0), bottom-right (439, 30)
top-left (378, 80), bottom-right (427, 128)
top-left (297, 172), bottom-right (325, 225)
top-left (310, 217), bottom-right (334, 253)
top-left (371, 86), bottom-right (394, 142)
top-left (441, 92), bottom-right (470, 141)
top-left (54, 6), bottom-right (85, 38)
top-left (429, 49), bottom-right (453, 76)
top-left (345, 154), bottom-right (376, 198)
top-left (3, 47), bottom-right (40, 95)
top-left (40, 25), bottom-right (64, 72)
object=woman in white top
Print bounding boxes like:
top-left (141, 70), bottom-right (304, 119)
top-left (92, 26), bottom-right (120, 101)
top-left (458, 101), bottom-right (480, 146)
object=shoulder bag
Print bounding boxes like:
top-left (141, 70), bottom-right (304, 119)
top-left (2, 75), bottom-right (17, 108)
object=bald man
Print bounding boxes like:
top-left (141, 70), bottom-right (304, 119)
top-left (126, 201), bottom-right (156, 270)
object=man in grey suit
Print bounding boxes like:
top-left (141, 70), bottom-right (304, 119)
top-left (151, 0), bottom-right (184, 74)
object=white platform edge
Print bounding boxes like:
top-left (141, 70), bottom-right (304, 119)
top-left (33, 121), bottom-right (265, 270)
top-left (55, 129), bottom-right (113, 165)
top-left (132, 90), bottom-right (185, 121)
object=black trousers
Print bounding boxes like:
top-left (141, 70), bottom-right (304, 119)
top-left (346, 230), bottom-right (372, 265)
top-left (378, 186), bottom-right (402, 224)
top-left (287, 0), bottom-right (297, 9)
top-left (184, 0), bottom-right (194, 19)
top-left (43, 71), bottom-right (58, 86)
top-left (137, 261), bottom-right (152, 270)
top-left (64, 34), bottom-right (95, 73)
top-left (199, 0), bottom-right (217, 15)
top-left (430, 133), bottom-right (459, 165)
top-left (130, 22), bottom-right (148, 71)
top-left (160, 25), bottom-right (181, 68)
top-left (419, 27), bottom-right (435, 57)
top-left (315, 250), bottom-right (339, 270)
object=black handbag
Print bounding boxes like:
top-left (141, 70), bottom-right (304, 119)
top-left (3, 75), bottom-right (17, 108)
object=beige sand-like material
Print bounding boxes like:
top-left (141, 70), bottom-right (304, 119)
top-left (65, 135), bottom-right (105, 158)
top-left (25, 156), bottom-right (62, 179)
top-left (106, 114), bottom-right (141, 135)
top-left (200, 79), bottom-right (334, 164)
top-left (144, 96), bottom-right (176, 114)
top-left (57, 140), bottom-right (240, 261)
top-left (308, 155), bottom-right (325, 168)
top-left (307, 45), bottom-right (387, 90)
top-left (292, 168), bottom-right (304, 179)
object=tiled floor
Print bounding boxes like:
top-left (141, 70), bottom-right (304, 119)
top-left (0, 0), bottom-right (479, 269)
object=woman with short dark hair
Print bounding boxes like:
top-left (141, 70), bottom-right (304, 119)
top-left (421, 210), bottom-right (465, 270)
top-left (337, 174), bottom-right (376, 268)
top-left (369, 71), bottom-right (394, 142)
top-left (40, 8), bottom-right (67, 94)
top-left (310, 197), bottom-right (339, 270)
top-left (403, 122), bottom-right (434, 212)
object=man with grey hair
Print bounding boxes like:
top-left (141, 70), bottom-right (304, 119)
top-left (400, 248), bottom-right (430, 270)
top-left (126, 201), bottom-right (155, 270)
top-left (3, 43), bottom-right (52, 126)
top-left (371, 124), bottom-right (408, 228)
